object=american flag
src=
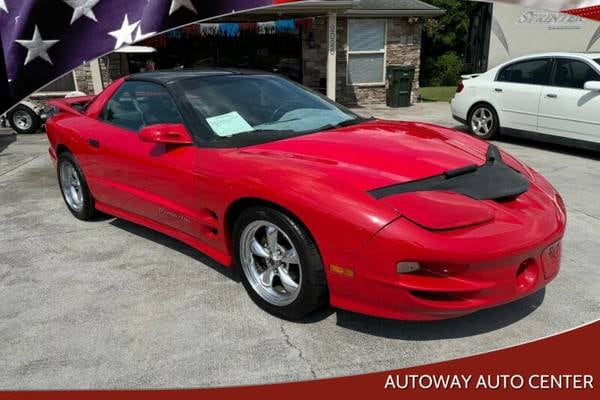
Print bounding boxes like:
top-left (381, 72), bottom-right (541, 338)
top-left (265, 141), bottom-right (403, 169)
top-left (0, 0), bottom-right (299, 114)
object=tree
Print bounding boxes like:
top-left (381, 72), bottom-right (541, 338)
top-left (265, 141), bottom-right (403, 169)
top-left (421, 0), bottom-right (482, 86)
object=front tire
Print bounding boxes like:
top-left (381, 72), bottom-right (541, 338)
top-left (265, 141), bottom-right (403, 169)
top-left (58, 152), bottom-right (96, 221)
top-left (233, 207), bottom-right (328, 320)
top-left (8, 105), bottom-right (41, 134)
top-left (468, 104), bottom-right (499, 140)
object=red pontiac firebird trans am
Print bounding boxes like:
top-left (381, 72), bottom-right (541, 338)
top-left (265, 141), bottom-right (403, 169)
top-left (46, 70), bottom-right (566, 321)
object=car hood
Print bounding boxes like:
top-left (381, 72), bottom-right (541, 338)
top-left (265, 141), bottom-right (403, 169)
top-left (237, 120), bottom-right (555, 232)
top-left (241, 120), bottom-right (492, 192)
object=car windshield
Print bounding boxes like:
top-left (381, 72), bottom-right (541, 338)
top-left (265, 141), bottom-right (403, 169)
top-left (175, 74), bottom-right (363, 140)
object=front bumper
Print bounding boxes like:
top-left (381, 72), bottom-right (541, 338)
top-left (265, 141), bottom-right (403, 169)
top-left (48, 146), bottom-right (58, 168)
top-left (326, 206), bottom-right (566, 320)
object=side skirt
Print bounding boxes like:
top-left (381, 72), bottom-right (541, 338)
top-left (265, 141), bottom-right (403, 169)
top-left (501, 127), bottom-right (600, 152)
top-left (95, 201), bottom-right (232, 267)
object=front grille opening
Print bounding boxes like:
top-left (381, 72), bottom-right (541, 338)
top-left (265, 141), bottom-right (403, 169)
top-left (411, 291), bottom-right (470, 302)
top-left (416, 264), bottom-right (469, 278)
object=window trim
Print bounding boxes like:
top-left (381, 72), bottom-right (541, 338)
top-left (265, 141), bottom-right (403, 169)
top-left (346, 18), bottom-right (388, 87)
top-left (495, 57), bottom-right (553, 86)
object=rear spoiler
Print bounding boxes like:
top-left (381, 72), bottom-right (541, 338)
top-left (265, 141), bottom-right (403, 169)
top-left (461, 73), bottom-right (481, 80)
top-left (47, 95), bottom-right (96, 115)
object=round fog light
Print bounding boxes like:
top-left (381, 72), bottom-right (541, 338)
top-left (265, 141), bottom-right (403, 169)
top-left (397, 261), bottom-right (421, 274)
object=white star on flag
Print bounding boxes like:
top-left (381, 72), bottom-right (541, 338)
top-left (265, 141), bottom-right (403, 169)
top-left (109, 14), bottom-right (140, 49)
top-left (134, 26), bottom-right (156, 42)
top-left (63, 0), bottom-right (101, 24)
top-left (15, 25), bottom-right (59, 65)
top-left (0, 0), bottom-right (8, 13)
top-left (169, 0), bottom-right (197, 15)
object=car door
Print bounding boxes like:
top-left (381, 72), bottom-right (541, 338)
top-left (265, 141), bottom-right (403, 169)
top-left (538, 57), bottom-right (600, 144)
top-left (492, 58), bottom-right (551, 132)
top-left (84, 80), bottom-right (201, 237)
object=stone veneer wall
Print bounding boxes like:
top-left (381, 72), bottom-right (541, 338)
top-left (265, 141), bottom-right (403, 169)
top-left (72, 63), bottom-right (94, 94)
top-left (302, 16), bottom-right (422, 106)
top-left (71, 57), bottom-right (114, 94)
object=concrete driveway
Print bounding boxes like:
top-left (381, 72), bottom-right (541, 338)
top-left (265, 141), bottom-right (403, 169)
top-left (1, 102), bottom-right (599, 389)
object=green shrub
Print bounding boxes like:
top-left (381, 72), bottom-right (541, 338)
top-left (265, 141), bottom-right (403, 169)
top-left (423, 52), bottom-right (464, 87)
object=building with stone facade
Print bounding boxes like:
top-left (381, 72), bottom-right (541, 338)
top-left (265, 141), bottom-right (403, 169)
top-left (49, 0), bottom-right (442, 106)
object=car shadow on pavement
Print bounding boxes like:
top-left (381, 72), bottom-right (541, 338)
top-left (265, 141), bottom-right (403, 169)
top-left (106, 216), bottom-right (546, 339)
top-left (0, 132), bottom-right (17, 155)
top-left (333, 288), bottom-right (546, 340)
top-left (494, 136), bottom-right (600, 161)
top-left (109, 218), bottom-right (240, 282)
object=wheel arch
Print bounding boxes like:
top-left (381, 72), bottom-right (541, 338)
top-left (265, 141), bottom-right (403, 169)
top-left (467, 101), bottom-right (500, 127)
top-left (56, 143), bottom-right (72, 156)
top-left (224, 197), bottom-right (318, 254)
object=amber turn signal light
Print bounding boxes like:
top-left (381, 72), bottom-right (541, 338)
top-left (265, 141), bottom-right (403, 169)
top-left (330, 264), bottom-right (355, 278)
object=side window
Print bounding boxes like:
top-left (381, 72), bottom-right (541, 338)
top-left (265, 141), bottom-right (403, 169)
top-left (497, 59), bottom-right (550, 85)
top-left (101, 81), bottom-right (182, 132)
top-left (552, 59), bottom-right (600, 89)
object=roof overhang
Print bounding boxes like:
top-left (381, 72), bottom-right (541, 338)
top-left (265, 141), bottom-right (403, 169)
top-left (343, 8), bottom-right (445, 17)
top-left (217, 1), bottom-right (355, 21)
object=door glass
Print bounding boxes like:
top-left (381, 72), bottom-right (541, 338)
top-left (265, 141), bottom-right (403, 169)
top-left (497, 59), bottom-right (550, 85)
top-left (552, 59), bottom-right (600, 89)
top-left (101, 81), bottom-right (182, 132)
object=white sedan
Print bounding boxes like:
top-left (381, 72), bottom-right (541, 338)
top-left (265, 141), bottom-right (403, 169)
top-left (451, 52), bottom-right (600, 151)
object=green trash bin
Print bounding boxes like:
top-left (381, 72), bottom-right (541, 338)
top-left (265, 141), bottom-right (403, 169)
top-left (387, 65), bottom-right (415, 108)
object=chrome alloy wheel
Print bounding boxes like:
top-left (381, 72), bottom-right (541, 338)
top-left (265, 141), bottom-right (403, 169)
top-left (12, 110), bottom-right (33, 131)
top-left (240, 220), bottom-right (302, 306)
top-left (59, 162), bottom-right (84, 212)
top-left (470, 107), bottom-right (494, 137)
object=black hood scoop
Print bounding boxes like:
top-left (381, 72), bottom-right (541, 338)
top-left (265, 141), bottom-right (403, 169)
top-left (368, 145), bottom-right (530, 201)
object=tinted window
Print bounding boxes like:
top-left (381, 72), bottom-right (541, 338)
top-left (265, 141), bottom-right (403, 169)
top-left (595, 59), bottom-right (600, 67)
top-left (552, 58), bottom-right (600, 89)
top-left (497, 59), bottom-right (550, 85)
top-left (101, 81), bottom-right (182, 131)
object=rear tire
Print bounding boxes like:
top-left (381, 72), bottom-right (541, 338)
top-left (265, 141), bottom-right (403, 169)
top-left (8, 105), bottom-right (41, 135)
top-left (233, 206), bottom-right (328, 320)
top-left (468, 104), bottom-right (499, 140)
top-left (57, 152), bottom-right (96, 221)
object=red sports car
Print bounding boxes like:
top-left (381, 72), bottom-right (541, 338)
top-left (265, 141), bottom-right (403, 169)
top-left (46, 70), bottom-right (566, 320)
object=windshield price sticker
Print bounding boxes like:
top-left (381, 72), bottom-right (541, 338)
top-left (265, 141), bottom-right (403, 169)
top-left (206, 111), bottom-right (254, 137)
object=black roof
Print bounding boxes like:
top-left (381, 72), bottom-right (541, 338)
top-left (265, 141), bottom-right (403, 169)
top-left (126, 68), bottom-right (268, 85)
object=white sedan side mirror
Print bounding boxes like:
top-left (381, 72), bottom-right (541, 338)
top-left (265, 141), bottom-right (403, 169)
top-left (584, 81), bottom-right (600, 91)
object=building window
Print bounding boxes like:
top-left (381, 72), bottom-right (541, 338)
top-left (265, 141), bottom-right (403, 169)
top-left (39, 72), bottom-right (77, 93)
top-left (347, 19), bottom-right (386, 86)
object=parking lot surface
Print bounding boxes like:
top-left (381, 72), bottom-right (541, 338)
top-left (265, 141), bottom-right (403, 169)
top-left (1, 102), bottom-right (599, 389)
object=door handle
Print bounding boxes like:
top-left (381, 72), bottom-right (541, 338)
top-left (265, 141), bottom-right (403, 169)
top-left (546, 93), bottom-right (558, 99)
top-left (87, 139), bottom-right (100, 148)
top-left (494, 88), bottom-right (503, 92)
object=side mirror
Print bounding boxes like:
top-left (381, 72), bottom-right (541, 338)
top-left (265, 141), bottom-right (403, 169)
top-left (584, 81), bottom-right (600, 91)
top-left (139, 123), bottom-right (193, 145)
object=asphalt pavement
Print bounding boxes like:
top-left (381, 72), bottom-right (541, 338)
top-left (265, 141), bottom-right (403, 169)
top-left (0, 102), bottom-right (599, 389)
